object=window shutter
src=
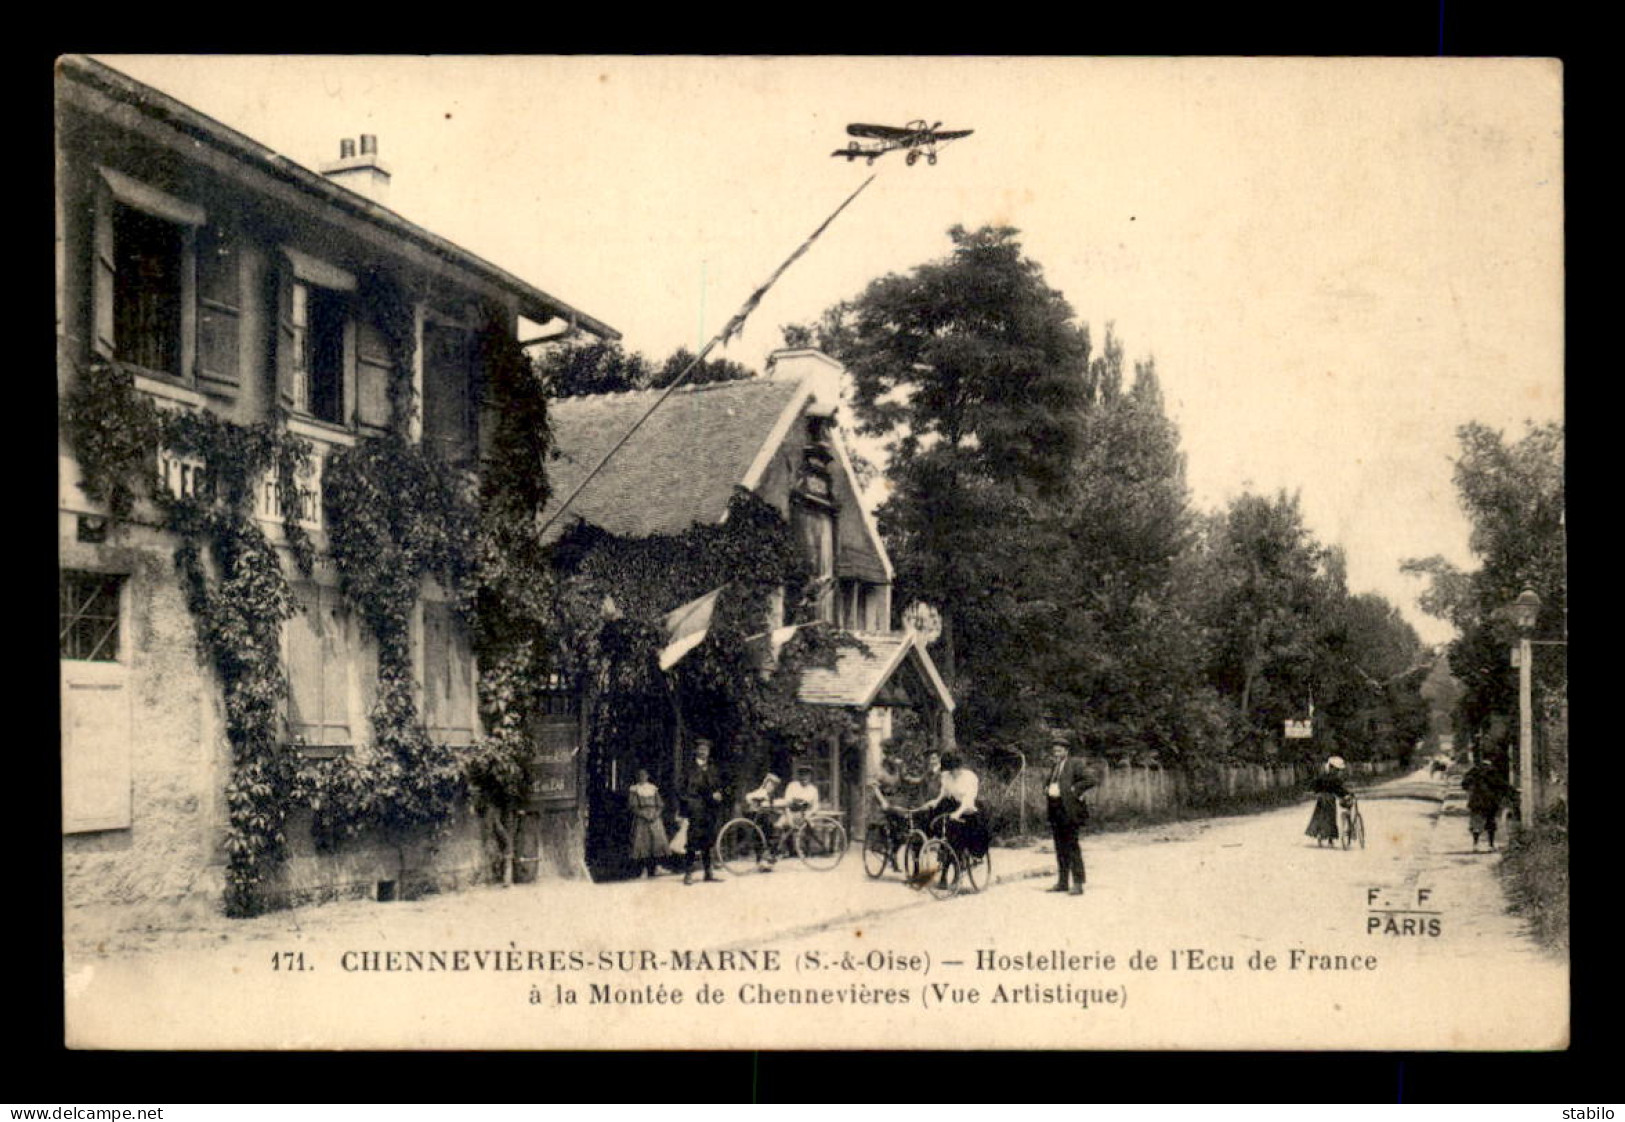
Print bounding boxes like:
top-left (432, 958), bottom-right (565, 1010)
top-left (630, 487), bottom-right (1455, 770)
top-left (91, 181), bottom-right (116, 358)
top-left (62, 663), bottom-right (133, 832)
top-left (196, 225), bottom-right (241, 390)
top-left (274, 265), bottom-right (296, 408)
top-left (355, 318), bottom-right (393, 429)
top-left (284, 586), bottom-right (322, 742)
top-left (319, 595), bottom-right (352, 746)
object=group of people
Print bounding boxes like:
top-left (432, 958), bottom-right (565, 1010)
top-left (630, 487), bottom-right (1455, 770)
top-left (625, 740), bottom-right (831, 885)
top-left (628, 728), bottom-right (1104, 895)
top-left (868, 729), bottom-right (1097, 896)
top-left (867, 747), bottom-right (995, 875)
top-left (626, 739), bottom-right (730, 885)
top-left (1302, 750), bottom-right (1517, 851)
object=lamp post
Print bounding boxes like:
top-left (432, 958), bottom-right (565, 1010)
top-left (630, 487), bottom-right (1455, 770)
top-left (1509, 588), bottom-right (1541, 827)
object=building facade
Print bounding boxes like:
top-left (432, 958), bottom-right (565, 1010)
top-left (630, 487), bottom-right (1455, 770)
top-left (539, 352), bottom-right (954, 877)
top-left (56, 56), bottom-right (616, 917)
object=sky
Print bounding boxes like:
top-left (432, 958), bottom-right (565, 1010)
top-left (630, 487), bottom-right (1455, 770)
top-left (92, 56), bottom-right (1564, 647)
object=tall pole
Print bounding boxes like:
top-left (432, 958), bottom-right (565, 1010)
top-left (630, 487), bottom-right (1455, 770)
top-left (1511, 588), bottom-right (1541, 828)
top-left (1518, 634), bottom-right (1535, 826)
top-left (538, 174), bottom-right (878, 540)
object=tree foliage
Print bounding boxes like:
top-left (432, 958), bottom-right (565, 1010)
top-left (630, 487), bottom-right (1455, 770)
top-left (539, 341), bottom-right (756, 398)
top-left (1403, 421), bottom-right (1566, 749)
top-left (802, 224), bottom-right (1432, 771)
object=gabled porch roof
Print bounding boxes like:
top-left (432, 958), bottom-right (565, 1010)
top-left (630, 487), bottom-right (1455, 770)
top-left (798, 629), bottom-right (954, 712)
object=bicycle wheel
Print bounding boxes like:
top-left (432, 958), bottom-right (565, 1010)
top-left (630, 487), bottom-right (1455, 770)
top-left (1351, 811), bottom-right (1366, 850)
top-left (715, 817), bottom-right (766, 877)
top-left (919, 839), bottom-right (960, 900)
top-left (862, 824), bottom-right (891, 879)
top-left (902, 829), bottom-right (929, 878)
top-left (797, 817), bottom-right (848, 871)
top-left (963, 845), bottom-right (992, 893)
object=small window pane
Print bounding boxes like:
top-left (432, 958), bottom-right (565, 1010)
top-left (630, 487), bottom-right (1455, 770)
top-left (196, 226), bottom-right (239, 308)
top-left (60, 572), bottom-right (123, 661)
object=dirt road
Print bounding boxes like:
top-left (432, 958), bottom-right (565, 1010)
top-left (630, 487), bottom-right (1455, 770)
top-left (64, 768), bottom-right (1565, 1050)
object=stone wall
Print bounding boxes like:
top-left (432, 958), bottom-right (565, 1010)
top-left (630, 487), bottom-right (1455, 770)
top-left (61, 516), bottom-right (228, 924)
top-left (60, 509), bottom-right (498, 920)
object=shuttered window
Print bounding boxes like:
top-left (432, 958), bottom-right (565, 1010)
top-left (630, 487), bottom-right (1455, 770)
top-left (423, 600), bottom-right (477, 745)
top-left (423, 320), bottom-right (475, 464)
top-left (284, 583), bottom-right (371, 748)
top-left (195, 224), bottom-right (241, 390)
top-left (89, 170), bottom-right (207, 386)
top-left (355, 318), bottom-right (394, 430)
top-left (112, 204), bottom-right (185, 376)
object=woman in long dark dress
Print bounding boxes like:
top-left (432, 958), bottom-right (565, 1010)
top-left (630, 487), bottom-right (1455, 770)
top-left (1305, 756), bottom-right (1349, 846)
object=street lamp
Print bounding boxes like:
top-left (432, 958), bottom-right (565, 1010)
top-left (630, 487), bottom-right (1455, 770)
top-left (1510, 588), bottom-right (1541, 827)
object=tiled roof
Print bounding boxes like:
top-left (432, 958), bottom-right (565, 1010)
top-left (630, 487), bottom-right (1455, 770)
top-left (542, 379), bottom-right (809, 540)
top-left (61, 55), bottom-right (617, 340)
top-left (798, 631), bottom-right (955, 711)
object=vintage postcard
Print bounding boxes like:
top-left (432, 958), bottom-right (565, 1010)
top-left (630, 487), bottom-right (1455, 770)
top-left (57, 55), bottom-right (1566, 1050)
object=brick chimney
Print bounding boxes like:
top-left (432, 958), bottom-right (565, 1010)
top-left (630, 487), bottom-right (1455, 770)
top-left (320, 134), bottom-right (391, 203)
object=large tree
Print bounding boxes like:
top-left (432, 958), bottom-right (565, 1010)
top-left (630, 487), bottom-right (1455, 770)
top-left (1402, 421), bottom-right (1566, 751)
top-left (1036, 342), bottom-right (1214, 760)
top-left (1192, 491), bottom-right (1328, 758)
top-left (807, 225), bottom-right (1092, 746)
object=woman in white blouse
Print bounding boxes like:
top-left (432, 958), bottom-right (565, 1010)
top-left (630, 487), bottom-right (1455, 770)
top-left (915, 751), bottom-right (988, 857)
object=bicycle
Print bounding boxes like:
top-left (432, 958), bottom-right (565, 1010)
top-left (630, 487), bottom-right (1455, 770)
top-left (862, 808), bottom-right (929, 880)
top-left (715, 805), bottom-right (848, 875)
top-left (1340, 794), bottom-right (1365, 850)
top-left (913, 813), bottom-right (993, 900)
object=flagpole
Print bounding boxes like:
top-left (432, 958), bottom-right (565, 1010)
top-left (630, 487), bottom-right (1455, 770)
top-left (538, 174), bottom-right (879, 539)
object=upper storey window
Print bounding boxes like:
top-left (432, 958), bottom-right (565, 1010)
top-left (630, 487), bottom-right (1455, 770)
top-left (277, 249), bottom-right (357, 429)
top-left (292, 280), bottom-right (347, 425)
top-left (111, 204), bottom-right (183, 375)
top-left (93, 169), bottom-right (240, 391)
top-left (423, 318), bottom-right (476, 465)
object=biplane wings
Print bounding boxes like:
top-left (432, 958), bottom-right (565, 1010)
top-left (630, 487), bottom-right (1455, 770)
top-left (846, 123), bottom-right (915, 140)
top-left (846, 122), bottom-right (975, 143)
top-left (833, 121), bottom-right (973, 164)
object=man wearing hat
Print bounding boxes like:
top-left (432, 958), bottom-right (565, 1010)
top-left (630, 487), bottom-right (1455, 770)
top-left (681, 739), bottom-right (727, 884)
top-left (1044, 729), bottom-right (1098, 896)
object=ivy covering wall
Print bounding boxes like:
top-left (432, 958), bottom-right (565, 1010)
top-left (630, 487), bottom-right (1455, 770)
top-left (62, 301), bottom-right (858, 910)
top-left (549, 490), bottom-right (866, 791)
top-left (62, 357), bottom-right (315, 915)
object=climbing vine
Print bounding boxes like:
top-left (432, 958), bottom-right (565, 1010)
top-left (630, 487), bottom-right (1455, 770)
top-left (293, 432), bottom-right (477, 854)
top-left (550, 489), bottom-right (866, 790)
top-left (462, 323), bottom-right (559, 882)
top-left (63, 322), bottom-right (866, 908)
top-left (61, 356), bottom-right (317, 915)
top-left (295, 316), bottom-right (543, 878)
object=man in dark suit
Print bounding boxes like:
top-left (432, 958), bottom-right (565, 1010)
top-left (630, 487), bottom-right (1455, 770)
top-left (681, 739), bottom-right (727, 884)
top-left (1045, 731), bottom-right (1098, 896)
